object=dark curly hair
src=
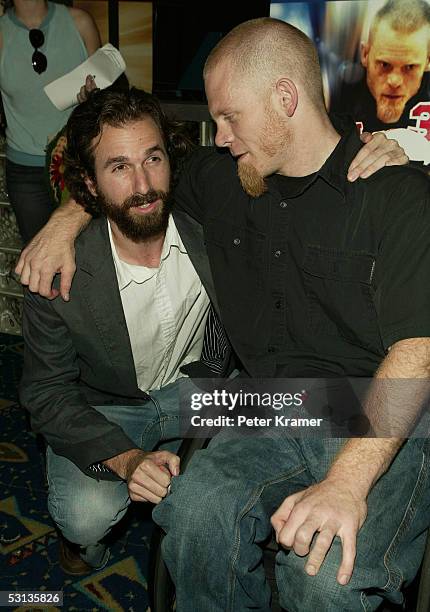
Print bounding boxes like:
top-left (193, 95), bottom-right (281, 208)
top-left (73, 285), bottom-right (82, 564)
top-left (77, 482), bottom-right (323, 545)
top-left (63, 87), bottom-right (195, 216)
top-left (1, 1), bottom-right (14, 9)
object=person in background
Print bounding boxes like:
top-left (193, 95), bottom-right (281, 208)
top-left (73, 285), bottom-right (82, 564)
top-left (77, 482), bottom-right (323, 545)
top-left (0, 0), bottom-right (101, 243)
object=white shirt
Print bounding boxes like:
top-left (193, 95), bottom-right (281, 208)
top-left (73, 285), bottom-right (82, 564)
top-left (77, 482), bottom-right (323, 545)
top-left (108, 217), bottom-right (210, 391)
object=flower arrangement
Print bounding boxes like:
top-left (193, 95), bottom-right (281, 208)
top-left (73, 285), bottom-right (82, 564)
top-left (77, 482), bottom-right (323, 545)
top-left (45, 126), bottom-right (70, 207)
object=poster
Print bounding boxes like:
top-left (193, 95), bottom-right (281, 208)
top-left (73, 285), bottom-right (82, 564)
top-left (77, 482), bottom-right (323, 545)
top-left (271, 0), bottom-right (430, 165)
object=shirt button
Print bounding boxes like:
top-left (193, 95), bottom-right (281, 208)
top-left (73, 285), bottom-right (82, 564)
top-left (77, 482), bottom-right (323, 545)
top-left (280, 201), bottom-right (288, 208)
top-left (233, 237), bottom-right (241, 246)
top-left (275, 300), bottom-right (282, 309)
top-left (274, 250), bottom-right (282, 258)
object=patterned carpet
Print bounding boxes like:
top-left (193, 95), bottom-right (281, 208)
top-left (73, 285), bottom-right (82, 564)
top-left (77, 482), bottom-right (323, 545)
top-left (0, 333), bottom-right (154, 611)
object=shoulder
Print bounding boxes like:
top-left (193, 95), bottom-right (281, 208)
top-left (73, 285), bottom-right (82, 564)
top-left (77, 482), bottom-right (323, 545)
top-left (363, 164), bottom-right (429, 195)
top-left (187, 146), bottom-right (234, 176)
top-left (360, 165), bottom-right (430, 222)
top-left (76, 216), bottom-right (108, 252)
top-left (67, 7), bottom-right (101, 55)
top-left (68, 6), bottom-right (94, 29)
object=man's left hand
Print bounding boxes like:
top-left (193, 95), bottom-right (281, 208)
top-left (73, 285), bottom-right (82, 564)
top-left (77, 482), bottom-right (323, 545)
top-left (271, 479), bottom-right (367, 585)
top-left (347, 131), bottom-right (408, 182)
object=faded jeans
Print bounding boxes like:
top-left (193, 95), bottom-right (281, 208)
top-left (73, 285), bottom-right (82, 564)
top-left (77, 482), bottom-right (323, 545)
top-left (153, 432), bottom-right (430, 612)
top-left (46, 380), bottom-right (182, 568)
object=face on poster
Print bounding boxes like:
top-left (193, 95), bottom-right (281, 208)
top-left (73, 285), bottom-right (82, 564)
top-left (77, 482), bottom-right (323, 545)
top-left (270, 0), bottom-right (430, 164)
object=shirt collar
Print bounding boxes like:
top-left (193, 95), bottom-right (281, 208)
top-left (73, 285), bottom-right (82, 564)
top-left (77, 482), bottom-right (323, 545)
top-left (10, 1), bottom-right (55, 30)
top-left (318, 114), bottom-right (362, 199)
top-left (267, 115), bottom-right (361, 202)
top-left (107, 215), bottom-right (187, 290)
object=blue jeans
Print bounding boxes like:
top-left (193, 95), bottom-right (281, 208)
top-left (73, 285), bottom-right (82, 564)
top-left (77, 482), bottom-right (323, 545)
top-left (153, 433), bottom-right (430, 612)
top-left (46, 380), bottom-right (183, 568)
top-left (5, 159), bottom-right (56, 244)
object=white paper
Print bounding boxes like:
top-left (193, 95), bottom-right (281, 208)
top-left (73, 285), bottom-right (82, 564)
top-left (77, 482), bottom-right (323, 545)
top-left (378, 127), bottom-right (430, 165)
top-left (44, 43), bottom-right (126, 111)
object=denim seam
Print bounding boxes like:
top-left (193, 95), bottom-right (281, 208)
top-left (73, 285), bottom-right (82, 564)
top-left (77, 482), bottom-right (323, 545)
top-left (360, 590), bottom-right (372, 611)
top-left (381, 448), bottom-right (429, 594)
top-left (228, 465), bottom-right (307, 612)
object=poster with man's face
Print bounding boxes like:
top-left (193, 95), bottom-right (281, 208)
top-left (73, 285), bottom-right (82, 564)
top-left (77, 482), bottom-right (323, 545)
top-left (270, 0), bottom-right (430, 165)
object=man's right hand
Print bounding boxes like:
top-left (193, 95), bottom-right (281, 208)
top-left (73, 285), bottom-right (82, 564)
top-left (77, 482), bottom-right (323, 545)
top-left (104, 448), bottom-right (180, 504)
top-left (15, 198), bottom-right (90, 300)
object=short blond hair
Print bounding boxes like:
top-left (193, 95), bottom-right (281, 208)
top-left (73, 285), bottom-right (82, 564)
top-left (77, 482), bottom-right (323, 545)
top-left (204, 17), bottom-right (325, 109)
top-left (370, 0), bottom-right (430, 41)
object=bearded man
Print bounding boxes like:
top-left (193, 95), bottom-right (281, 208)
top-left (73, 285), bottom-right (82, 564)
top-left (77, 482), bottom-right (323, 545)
top-left (19, 87), bottom-right (232, 575)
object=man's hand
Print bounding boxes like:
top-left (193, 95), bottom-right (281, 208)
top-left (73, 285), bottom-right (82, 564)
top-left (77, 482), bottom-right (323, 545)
top-left (104, 448), bottom-right (180, 504)
top-left (77, 74), bottom-right (97, 104)
top-left (15, 199), bottom-right (90, 300)
top-left (348, 131), bottom-right (408, 182)
top-left (271, 478), bottom-right (367, 586)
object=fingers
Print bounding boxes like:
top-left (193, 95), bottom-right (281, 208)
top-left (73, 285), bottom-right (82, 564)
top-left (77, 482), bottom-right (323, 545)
top-left (348, 132), bottom-right (408, 181)
top-left (86, 74), bottom-right (97, 92)
top-left (14, 250), bottom-right (26, 276)
top-left (359, 131), bottom-right (373, 144)
top-left (59, 261), bottom-right (76, 301)
top-left (271, 494), bottom-right (297, 542)
top-left (336, 532), bottom-right (356, 585)
top-left (304, 526), bottom-right (335, 576)
top-left (77, 76), bottom-right (97, 104)
top-left (127, 450), bottom-right (181, 503)
top-left (128, 471), bottom-right (169, 503)
top-left (77, 84), bottom-right (87, 104)
top-left (128, 483), bottom-right (164, 504)
top-left (166, 453), bottom-right (180, 477)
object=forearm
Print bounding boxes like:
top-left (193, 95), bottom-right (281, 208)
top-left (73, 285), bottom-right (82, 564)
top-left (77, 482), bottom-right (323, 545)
top-left (326, 337), bottom-right (430, 498)
top-left (20, 291), bottom-right (135, 471)
top-left (103, 448), bottom-right (147, 480)
top-left (325, 438), bottom-right (403, 499)
top-left (52, 197), bottom-right (91, 238)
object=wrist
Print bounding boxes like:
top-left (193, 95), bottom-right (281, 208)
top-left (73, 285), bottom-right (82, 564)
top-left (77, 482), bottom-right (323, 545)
top-left (324, 470), bottom-right (371, 501)
top-left (103, 448), bottom-right (146, 480)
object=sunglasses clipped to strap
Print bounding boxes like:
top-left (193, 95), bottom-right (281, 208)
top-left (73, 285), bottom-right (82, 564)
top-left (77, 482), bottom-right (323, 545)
top-left (29, 28), bottom-right (47, 74)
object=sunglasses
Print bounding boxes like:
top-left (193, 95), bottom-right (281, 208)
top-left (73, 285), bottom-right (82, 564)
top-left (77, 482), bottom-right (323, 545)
top-left (29, 29), bottom-right (47, 74)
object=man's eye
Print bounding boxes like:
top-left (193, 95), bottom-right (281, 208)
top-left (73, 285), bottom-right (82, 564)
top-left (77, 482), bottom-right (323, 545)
top-left (404, 64), bottom-right (417, 73)
top-left (378, 61), bottom-right (391, 71)
top-left (113, 164), bottom-right (127, 172)
top-left (147, 156), bottom-right (161, 163)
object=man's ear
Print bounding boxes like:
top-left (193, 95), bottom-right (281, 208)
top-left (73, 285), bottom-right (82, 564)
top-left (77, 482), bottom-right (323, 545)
top-left (275, 78), bottom-right (298, 117)
top-left (84, 175), bottom-right (97, 197)
top-left (360, 42), bottom-right (369, 68)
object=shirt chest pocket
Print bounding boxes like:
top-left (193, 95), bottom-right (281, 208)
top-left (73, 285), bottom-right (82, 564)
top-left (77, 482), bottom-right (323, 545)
top-left (301, 245), bottom-right (382, 349)
top-left (205, 219), bottom-right (266, 297)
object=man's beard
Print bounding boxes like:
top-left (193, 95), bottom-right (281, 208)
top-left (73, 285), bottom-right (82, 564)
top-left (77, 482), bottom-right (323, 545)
top-left (98, 189), bottom-right (173, 242)
top-left (376, 96), bottom-right (406, 123)
top-left (237, 160), bottom-right (267, 198)
top-left (237, 101), bottom-right (291, 199)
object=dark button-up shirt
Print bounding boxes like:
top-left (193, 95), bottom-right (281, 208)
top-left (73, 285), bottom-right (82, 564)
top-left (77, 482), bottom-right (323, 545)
top-left (175, 121), bottom-right (430, 378)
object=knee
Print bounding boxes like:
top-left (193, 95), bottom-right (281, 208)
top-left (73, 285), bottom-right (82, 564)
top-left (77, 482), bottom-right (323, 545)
top-left (276, 547), bottom-right (364, 612)
top-left (154, 472), bottom-right (241, 546)
top-left (48, 484), bottom-right (128, 546)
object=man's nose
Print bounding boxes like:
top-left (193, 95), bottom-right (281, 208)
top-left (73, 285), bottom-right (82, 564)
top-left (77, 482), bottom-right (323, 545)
top-left (133, 167), bottom-right (151, 193)
top-left (387, 72), bottom-right (403, 88)
top-left (215, 123), bottom-right (233, 148)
